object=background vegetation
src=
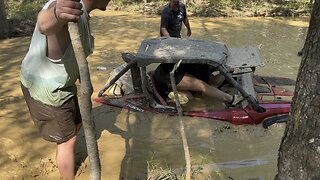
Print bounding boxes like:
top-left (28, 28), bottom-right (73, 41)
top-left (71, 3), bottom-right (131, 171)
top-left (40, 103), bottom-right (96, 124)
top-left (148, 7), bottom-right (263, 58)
top-left (1, 0), bottom-right (313, 38)
top-left (5, 0), bottom-right (46, 22)
top-left (111, 0), bottom-right (312, 17)
top-left (6, 0), bottom-right (313, 21)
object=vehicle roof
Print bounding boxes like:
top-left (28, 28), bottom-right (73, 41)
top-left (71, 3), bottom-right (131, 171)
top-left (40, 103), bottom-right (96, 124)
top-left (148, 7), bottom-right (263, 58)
top-left (136, 38), bottom-right (228, 66)
top-left (136, 38), bottom-right (264, 68)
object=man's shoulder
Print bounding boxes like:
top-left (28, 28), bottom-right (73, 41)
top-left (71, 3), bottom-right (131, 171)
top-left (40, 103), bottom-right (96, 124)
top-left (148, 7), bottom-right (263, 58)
top-left (162, 4), bottom-right (171, 13)
top-left (179, 3), bottom-right (186, 10)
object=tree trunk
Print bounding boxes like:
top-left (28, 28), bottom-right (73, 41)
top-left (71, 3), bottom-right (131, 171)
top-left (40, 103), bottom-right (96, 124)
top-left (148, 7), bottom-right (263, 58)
top-left (0, 0), bottom-right (9, 39)
top-left (68, 23), bottom-right (101, 180)
top-left (277, 0), bottom-right (320, 179)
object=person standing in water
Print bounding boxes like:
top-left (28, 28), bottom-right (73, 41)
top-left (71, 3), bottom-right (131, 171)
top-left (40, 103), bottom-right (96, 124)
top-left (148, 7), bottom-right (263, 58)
top-left (160, 0), bottom-right (191, 38)
top-left (20, 0), bottom-right (111, 179)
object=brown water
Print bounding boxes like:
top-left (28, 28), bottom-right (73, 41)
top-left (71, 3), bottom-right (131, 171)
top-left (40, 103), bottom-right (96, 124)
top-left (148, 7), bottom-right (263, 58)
top-left (0, 10), bottom-right (309, 179)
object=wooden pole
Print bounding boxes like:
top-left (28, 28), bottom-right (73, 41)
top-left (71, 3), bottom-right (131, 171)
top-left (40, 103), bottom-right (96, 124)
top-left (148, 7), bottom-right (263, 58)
top-left (68, 22), bottom-right (101, 180)
top-left (170, 60), bottom-right (191, 180)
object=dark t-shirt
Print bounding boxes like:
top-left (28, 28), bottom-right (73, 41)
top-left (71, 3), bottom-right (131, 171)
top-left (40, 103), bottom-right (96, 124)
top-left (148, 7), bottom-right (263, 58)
top-left (160, 3), bottom-right (187, 38)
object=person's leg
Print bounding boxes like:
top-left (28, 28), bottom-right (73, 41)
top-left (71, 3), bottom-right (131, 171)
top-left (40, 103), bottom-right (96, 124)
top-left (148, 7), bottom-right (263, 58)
top-left (55, 96), bottom-right (82, 180)
top-left (177, 73), bottom-right (233, 103)
top-left (208, 73), bottom-right (225, 87)
top-left (21, 84), bottom-right (81, 179)
top-left (56, 135), bottom-right (77, 180)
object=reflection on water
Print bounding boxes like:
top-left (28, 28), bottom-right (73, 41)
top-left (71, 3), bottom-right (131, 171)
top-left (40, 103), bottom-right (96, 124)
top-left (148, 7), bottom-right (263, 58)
top-left (0, 10), bottom-right (309, 179)
top-left (90, 10), bottom-right (308, 80)
top-left (215, 159), bottom-right (268, 169)
top-left (176, 158), bottom-right (269, 172)
top-left (89, 10), bottom-right (308, 179)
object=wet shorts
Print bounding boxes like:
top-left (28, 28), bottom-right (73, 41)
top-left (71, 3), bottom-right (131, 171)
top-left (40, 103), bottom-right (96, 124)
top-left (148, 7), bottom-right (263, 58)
top-left (21, 84), bottom-right (82, 144)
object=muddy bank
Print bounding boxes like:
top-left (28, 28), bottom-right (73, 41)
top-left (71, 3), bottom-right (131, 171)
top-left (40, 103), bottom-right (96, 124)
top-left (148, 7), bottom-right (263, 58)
top-left (5, 0), bottom-right (311, 38)
top-left (111, 1), bottom-right (310, 17)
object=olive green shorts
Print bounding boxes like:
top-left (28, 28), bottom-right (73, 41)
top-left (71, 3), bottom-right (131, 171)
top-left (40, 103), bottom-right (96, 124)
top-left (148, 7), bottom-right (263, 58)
top-left (21, 84), bottom-right (82, 144)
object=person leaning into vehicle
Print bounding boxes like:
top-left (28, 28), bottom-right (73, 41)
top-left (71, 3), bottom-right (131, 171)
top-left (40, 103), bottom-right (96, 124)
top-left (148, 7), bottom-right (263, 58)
top-left (160, 0), bottom-right (191, 37)
top-left (153, 63), bottom-right (244, 106)
top-left (19, 0), bottom-right (111, 179)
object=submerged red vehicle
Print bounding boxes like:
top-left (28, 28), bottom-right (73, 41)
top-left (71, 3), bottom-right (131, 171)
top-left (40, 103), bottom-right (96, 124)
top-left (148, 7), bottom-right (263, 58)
top-left (184, 75), bottom-right (294, 126)
top-left (94, 38), bottom-right (295, 128)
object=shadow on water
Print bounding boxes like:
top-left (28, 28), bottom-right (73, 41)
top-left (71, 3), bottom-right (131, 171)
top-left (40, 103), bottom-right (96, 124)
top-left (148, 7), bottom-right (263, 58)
top-left (0, 10), bottom-right (310, 179)
top-left (73, 11), bottom-right (309, 179)
top-left (74, 103), bottom-right (153, 179)
top-left (74, 105), bottom-right (131, 177)
top-left (91, 12), bottom-right (309, 179)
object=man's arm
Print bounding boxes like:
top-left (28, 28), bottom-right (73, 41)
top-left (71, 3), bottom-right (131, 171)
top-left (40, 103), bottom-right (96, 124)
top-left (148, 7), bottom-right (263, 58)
top-left (37, 0), bottom-right (83, 60)
top-left (161, 27), bottom-right (170, 37)
top-left (182, 3), bottom-right (191, 37)
top-left (160, 9), bottom-right (171, 37)
top-left (183, 15), bottom-right (191, 37)
top-left (37, 0), bottom-right (83, 35)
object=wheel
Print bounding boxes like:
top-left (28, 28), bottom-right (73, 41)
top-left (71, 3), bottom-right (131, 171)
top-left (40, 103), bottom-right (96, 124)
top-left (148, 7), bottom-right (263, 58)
top-left (262, 114), bottom-right (289, 129)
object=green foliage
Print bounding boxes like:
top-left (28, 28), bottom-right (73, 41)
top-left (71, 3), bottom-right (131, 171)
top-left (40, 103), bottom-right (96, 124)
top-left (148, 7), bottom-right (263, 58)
top-left (6, 1), bottom-right (44, 21)
top-left (5, 0), bottom-right (312, 22)
top-left (204, 0), bottom-right (311, 10)
top-left (112, 0), bottom-right (166, 5)
top-left (211, 0), bottom-right (244, 10)
top-left (285, 0), bottom-right (310, 10)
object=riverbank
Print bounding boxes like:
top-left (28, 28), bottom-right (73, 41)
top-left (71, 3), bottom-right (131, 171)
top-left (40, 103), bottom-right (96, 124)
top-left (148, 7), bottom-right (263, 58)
top-left (110, 1), bottom-right (310, 17)
top-left (4, 0), bottom-right (311, 38)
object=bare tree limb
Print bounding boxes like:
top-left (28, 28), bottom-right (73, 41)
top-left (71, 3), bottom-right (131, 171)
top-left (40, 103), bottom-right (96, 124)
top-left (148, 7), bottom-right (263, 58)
top-left (170, 60), bottom-right (191, 180)
top-left (68, 22), bottom-right (101, 180)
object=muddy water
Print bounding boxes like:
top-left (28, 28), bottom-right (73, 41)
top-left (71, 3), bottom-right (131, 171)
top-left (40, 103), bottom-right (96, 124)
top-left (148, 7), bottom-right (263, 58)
top-left (89, 10), bottom-right (308, 180)
top-left (0, 10), bottom-right (309, 179)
